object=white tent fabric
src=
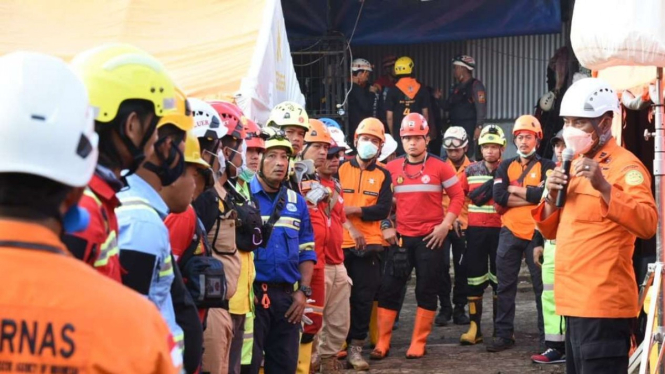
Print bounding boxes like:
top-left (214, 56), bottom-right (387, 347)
top-left (234, 0), bottom-right (306, 125)
top-left (0, 0), bottom-right (305, 124)
top-left (571, 0), bottom-right (665, 71)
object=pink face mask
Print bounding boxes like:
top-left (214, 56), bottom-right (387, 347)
top-left (563, 126), bottom-right (593, 155)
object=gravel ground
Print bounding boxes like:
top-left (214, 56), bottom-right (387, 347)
top-left (337, 272), bottom-right (566, 374)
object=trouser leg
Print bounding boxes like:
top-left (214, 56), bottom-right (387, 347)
top-left (345, 247), bottom-right (382, 342)
top-left (494, 228), bottom-right (528, 340)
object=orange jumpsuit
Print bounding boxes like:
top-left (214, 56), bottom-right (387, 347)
top-left (532, 138), bottom-right (657, 318)
top-left (0, 220), bottom-right (180, 374)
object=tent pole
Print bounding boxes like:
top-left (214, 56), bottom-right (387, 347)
top-left (655, 67), bottom-right (665, 374)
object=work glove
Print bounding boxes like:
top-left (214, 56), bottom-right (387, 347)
top-left (304, 181), bottom-right (330, 205)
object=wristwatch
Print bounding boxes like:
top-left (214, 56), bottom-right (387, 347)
top-left (298, 285), bottom-right (312, 297)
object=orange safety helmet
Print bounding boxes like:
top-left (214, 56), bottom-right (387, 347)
top-left (305, 119), bottom-right (332, 144)
top-left (400, 113), bottom-right (429, 137)
top-left (355, 117), bottom-right (385, 142)
top-left (244, 118), bottom-right (265, 150)
top-left (513, 114), bottom-right (543, 140)
top-left (208, 100), bottom-right (246, 140)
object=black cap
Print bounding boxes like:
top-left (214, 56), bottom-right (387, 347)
top-left (550, 129), bottom-right (564, 146)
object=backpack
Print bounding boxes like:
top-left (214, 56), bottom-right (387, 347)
top-left (178, 218), bottom-right (228, 309)
top-left (224, 181), bottom-right (263, 252)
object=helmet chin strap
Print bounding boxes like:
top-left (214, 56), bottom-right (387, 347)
top-left (588, 117), bottom-right (612, 155)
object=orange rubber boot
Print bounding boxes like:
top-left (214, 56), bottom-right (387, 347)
top-left (406, 308), bottom-right (436, 359)
top-left (369, 308), bottom-right (397, 360)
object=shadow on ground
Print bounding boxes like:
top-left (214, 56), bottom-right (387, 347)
top-left (342, 276), bottom-right (565, 374)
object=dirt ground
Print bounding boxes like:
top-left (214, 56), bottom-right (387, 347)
top-left (343, 276), bottom-right (566, 374)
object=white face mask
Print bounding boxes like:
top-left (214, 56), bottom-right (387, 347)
top-left (563, 126), bottom-right (594, 155)
top-left (214, 149), bottom-right (226, 182)
top-left (516, 148), bottom-right (536, 158)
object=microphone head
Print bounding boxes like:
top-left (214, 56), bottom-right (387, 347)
top-left (562, 148), bottom-right (575, 161)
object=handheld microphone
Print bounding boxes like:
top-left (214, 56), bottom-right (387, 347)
top-left (555, 148), bottom-right (575, 208)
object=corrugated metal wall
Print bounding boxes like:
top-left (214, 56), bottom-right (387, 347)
top-left (353, 25), bottom-right (568, 121)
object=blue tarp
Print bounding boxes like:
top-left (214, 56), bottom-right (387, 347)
top-left (284, 0), bottom-right (561, 45)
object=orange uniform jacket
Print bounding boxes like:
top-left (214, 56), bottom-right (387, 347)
top-left (0, 220), bottom-right (180, 374)
top-left (493, 155), bottom-right (555, 240)
top-left (338, 158), bottom-right (393, 247)
top-left (442, 157), bottom-right (471, 229)
top-left (532, 138), bottom-right (657, 318)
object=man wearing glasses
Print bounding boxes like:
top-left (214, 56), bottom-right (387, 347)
top-left (488, 115), bottom-right (555, 352)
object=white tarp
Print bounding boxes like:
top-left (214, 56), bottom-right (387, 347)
top-left (0, 0), bottom-right (304, 123)
top-left (235, 0), bottom-right (305, 126)
top-left (571, 0), bottom-right (665, 71)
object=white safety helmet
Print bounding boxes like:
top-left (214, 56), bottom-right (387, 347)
top-left (378, 133), bottom-right (398, 162)
top-left (190, 97), bottom-right (228, 139)
top-left (0, 51), bottom-right (98, 187)
top-left (351, 58), bottom-right (372, 72)
top-left (539, 91), bottom-right (556, 112)
top-left (443, 126), bottom-right (469, 149)
top-left (560, 78), bottom-right (620, 118)
top-left (328, 127), bottom-right (350, 151)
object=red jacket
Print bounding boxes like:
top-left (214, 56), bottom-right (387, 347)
top-left (63, 171), bottom-right (121, 282)
top-left (387, 154), bottom-right (464, 237)
top-left (319, 177), bottom-right (346, 265)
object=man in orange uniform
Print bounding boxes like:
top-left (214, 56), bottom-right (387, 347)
top-left (297, 119), bottom-right (332, 373)
top-left (373, 113), bottom-right (465, 360)
top-left (533, 78), bottom-right (657, 373)
top-left (489, 115), bottom-right (555, 352)
top-left (438, 126), bottom-right (471, 326)
top-left (64, 43), bottom-right (175, 281)
top-left (338, 118), bottom-right (393, 370)
top-left (0, 51), bottom-right (180, 374)
top-left (385, 56), bottom-right (431, 155)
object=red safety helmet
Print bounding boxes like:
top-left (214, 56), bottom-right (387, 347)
top-left (244, 118), bottom-right (265, 150)
top-left (399, 113), bottom-right (429, 137)
top-left (207, 100), bottom-right (246, 140)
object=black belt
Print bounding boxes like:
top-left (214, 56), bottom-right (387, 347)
top-left (255, 282), bottom-right (295, 292)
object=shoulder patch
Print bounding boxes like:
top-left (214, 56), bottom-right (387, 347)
top-left (625, 169), bottom-right (645, 186)
top-left (477, 91), bottom-right (486, 104)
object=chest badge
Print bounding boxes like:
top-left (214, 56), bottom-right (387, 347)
top-left (421, 175), bottom-right (431, 184)
top-left (368, 178), bottom-right (375, 185)
top-left (530, 173), bottom-right (536, 178)
top-left (397, 176), bottom-right (404, 185)
top-left (286, 203), bottom-right (297, 212)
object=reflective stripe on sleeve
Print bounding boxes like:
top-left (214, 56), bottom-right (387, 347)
top-left (442, 175), bottom-right (459, 188)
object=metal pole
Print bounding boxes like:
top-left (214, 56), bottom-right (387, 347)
top-left (654, 67), bottom-right (665, 374)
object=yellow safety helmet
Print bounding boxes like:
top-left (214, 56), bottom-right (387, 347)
top-left (263, 127), bottom-right (294, 155)
top-left (71, 43), bottom-right (176, 123)
top-left (183, 129), bottom-right (210, 169)
top-left (157, 87), bottom-right (194, 131)
top-left (267, 101), bottom-right (309, 130)
top-left (478, 125), bottom-right (506, 146)
top-left (394, 56), bottom-right (414, 75)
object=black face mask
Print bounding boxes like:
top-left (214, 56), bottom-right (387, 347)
top-left (143, 137), bottom-right (185, 187)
